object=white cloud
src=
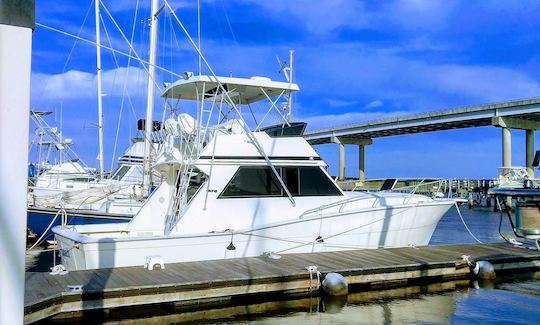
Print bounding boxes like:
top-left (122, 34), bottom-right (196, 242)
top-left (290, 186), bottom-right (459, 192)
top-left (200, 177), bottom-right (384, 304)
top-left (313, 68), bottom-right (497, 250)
top-left (31, 66), bottom-right (149, 101)
top-left (299, 43), bottom-right (540, 109)
top-left (238, 0), bottom-right (369, 34)
top-left (237, 0), bottom-right (457, 35)
top-left (325, 99), bottom-right (383, 109)
top-left (327, 99), bottom-right (359, 108)
top-left (192, 40), bottom-right (540, 119)
top-left (364, 100), bottom-right (383, 109)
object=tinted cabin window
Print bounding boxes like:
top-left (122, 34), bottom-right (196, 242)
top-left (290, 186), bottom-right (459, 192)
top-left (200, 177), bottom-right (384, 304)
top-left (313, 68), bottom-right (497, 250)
top-left (220, 166), bottom-right (342, 198)
top-left (112, 165), bottom-right (130, 180)
top-left (220, 167), bottom-right (281, 197)
top-left (299, 167), bottom-right (342, 196)
top-left (283, 167), bottom-right (299, 195)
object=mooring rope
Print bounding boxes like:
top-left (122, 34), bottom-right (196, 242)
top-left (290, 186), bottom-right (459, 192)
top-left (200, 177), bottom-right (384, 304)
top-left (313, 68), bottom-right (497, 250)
top-left (26, 207), bottom-right (67, 252)
top-left (454, 202), bottom-right (483, 244)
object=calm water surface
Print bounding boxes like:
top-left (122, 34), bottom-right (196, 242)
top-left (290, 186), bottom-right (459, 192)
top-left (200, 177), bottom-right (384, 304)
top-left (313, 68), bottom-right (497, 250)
top-left (36, 205), bottom-right (540, 324)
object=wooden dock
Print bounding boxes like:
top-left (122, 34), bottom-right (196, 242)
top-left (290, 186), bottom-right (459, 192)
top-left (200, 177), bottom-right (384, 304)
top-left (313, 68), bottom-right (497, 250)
top-left (24, 243), bottom-right (540, 324)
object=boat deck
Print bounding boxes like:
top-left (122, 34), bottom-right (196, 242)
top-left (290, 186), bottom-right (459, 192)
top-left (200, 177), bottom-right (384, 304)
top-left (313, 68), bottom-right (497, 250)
top-left (25, 243), bottom-right (540, 324)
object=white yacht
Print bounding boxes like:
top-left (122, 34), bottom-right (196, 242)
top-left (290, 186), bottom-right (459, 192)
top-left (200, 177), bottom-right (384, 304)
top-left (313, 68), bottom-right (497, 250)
top-left (27, 135), bottom-right (151, 236)
top-left (53, 74), bottom-right (456, 270)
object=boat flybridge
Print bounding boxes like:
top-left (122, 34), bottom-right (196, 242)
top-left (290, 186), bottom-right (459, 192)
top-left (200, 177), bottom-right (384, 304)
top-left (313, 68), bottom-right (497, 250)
top-left (53, 74), bottom-right (456, 270)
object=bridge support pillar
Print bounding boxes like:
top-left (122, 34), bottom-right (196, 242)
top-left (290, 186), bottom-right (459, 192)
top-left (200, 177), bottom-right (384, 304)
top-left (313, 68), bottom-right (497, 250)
top-left (526, 130), bottom-right (534, 178)
top-left (359, 144), bottom-right (365, 181)
top-left (332, 136), bottom-right (372, 181)
top-left (502, 127), bottom-right (512, 168)
top-left (338, 143), bottom-right (345, 181)
top-left (502, 127), bottom-right (512, 208)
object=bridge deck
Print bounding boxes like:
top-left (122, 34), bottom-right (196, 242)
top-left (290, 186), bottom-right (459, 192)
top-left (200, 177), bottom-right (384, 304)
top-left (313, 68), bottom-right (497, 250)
top-left (304, 97), bottom-right (540, 144)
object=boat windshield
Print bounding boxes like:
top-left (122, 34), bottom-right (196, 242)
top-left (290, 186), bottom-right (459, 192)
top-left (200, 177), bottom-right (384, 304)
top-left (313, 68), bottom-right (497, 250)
top-left (219, 166), bottom-right (342, 198)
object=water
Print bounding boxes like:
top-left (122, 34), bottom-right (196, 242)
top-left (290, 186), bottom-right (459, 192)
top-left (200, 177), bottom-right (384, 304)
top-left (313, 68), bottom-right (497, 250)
top-left (32, 204), bottom-right (540, 324)
top-left (431, 203), bottom-right (513, 245)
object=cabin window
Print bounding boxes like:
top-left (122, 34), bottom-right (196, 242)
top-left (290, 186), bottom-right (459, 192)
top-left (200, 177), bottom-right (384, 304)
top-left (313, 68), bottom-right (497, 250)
top-left (220, 167), bottom-right (281, 197)
top-left (187, 169), bottom-right (208, 202)
top-left (282, 167), bottom-right (300, 195)
top-left (220, 166), bottom-right (342, 198)
top-left (174, 168), bottom-right (208, 203)
top-left (298, 167), bottom-right (342, 196)
top-left (112, 165), bottom-right (130, 180)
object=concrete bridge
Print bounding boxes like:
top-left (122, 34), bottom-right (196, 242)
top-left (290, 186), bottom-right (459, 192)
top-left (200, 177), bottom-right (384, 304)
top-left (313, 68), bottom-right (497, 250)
top-left (304, 97), bottom-right (540, 180)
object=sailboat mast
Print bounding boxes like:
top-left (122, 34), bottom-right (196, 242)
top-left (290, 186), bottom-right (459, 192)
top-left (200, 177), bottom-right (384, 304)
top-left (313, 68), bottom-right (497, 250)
top-left (143, 0), bottom-right (159, 191)
top-left (95, 0), bottom-right (104, 178)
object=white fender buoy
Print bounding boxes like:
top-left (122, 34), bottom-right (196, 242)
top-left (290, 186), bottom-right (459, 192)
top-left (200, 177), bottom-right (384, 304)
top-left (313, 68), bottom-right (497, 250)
top-left (473, 260), bottom-right (496, 280)
top-left (321, 272), bottom-right (348, 296)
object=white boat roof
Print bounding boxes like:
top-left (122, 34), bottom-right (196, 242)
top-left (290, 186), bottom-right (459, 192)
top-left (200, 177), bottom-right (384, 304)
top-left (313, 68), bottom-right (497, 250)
top-left (199, 132), bottom-right (319, 160)
top-left (161, 75), bottom-right (299, 104)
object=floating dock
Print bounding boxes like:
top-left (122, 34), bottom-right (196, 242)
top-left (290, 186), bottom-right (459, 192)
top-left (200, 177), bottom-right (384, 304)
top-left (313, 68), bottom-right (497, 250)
top-left (24, 243), bottom-right (540, 324)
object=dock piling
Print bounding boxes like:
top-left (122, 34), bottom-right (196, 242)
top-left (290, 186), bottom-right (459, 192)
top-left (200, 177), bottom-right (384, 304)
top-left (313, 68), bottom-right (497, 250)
top-left (0, 1), bottom-right (34, 324)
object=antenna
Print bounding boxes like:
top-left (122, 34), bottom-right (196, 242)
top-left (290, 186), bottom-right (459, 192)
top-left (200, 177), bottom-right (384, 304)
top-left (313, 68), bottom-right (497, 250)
top-left (276, 55), bottom-right (290, 82)
top-left (276, 50), bottom-right (295, 122)
top-left (288, 49), bottom-right (294, 122)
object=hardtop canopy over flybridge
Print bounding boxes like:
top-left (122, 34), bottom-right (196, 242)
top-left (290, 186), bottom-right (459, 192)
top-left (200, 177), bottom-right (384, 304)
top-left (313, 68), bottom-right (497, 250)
top-left (161, 75), bottom-right (299, 104)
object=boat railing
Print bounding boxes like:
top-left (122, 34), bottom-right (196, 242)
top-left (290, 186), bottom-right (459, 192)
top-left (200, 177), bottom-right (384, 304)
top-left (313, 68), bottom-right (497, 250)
top-left (299, 178), bottom-right (455, 220)
top-left (389, 178), bottom-right (451, 195)
top-left (298, 192), bottom-right (386, 219)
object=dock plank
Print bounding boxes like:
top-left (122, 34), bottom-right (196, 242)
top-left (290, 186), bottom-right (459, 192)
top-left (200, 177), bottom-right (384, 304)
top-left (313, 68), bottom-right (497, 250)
top-left (24, 243), bottom-right (540, 324)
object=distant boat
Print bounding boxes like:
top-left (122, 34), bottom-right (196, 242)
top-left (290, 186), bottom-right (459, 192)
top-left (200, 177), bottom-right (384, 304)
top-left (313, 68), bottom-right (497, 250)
top-left (26, 121), bottom-right (149, 237)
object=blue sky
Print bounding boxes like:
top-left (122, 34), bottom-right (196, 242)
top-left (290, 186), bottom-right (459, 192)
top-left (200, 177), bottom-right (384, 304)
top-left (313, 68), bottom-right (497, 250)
top-left (31, 0), bottom-right (540, 178)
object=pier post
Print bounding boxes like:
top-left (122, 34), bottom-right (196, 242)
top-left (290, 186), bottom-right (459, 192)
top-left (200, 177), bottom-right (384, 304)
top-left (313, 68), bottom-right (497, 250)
top-left (526, 130), bottom-right (534, 178)
top-left (338, 143), bottom-right (345, 181)
top-left (0, 1), bottom-right (34, 324)
top-left (358, 144), bottom-right (365, 181)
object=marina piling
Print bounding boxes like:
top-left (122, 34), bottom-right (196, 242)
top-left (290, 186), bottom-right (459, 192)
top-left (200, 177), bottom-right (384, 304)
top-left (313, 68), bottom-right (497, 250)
top-left (0, 1), bottom-right (34, 324)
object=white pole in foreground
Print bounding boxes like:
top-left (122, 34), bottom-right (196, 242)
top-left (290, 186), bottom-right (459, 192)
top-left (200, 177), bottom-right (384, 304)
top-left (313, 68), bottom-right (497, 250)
top-left (95, 0), bottom-right (104, 178)
top-left (0, 1), bottom-right (34, 324)
top-left (142, 0), bottom-right (159, 193)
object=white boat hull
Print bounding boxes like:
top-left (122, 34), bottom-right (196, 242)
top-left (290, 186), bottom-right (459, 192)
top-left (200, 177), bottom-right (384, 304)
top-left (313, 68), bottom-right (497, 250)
top-left (54, 200), bottom-right (452, 270)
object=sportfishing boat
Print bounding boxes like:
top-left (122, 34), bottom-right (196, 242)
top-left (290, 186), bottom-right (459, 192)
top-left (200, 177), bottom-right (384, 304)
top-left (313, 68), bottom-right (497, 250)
top-left (53, 72), bottom-right (456, 270)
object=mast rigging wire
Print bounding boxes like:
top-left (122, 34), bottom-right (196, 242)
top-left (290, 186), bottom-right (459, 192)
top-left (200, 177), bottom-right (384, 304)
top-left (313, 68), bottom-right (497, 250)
top-left (35, 22), bottom-right (182, 79)
top-left (110, 0), bottom-right (141, 171)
